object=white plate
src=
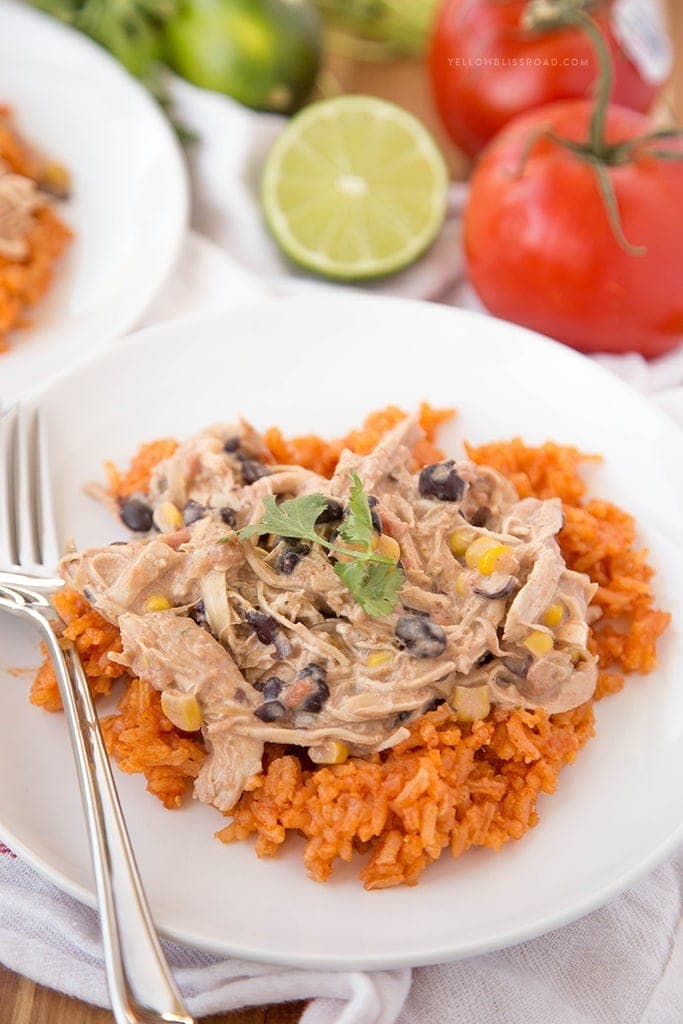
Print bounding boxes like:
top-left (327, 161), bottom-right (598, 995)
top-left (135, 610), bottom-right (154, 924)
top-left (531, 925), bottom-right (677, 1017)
top-left (0, 0), bottom-right (188, 397)
top-left (1, 296), bottom-right (682, 969)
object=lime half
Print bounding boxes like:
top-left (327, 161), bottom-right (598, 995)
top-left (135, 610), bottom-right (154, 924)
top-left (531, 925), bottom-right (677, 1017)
top-left (261, 96), bottom-right (449, 280)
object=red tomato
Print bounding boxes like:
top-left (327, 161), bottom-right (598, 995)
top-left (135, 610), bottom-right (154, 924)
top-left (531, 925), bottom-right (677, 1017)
top-left (463, 101), bottom-right (683, 357)
top-left (429, 0), bottom-right (660, 158)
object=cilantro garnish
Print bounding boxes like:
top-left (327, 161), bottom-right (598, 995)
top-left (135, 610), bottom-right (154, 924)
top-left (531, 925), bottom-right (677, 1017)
top-left (238, 473), bottom-right (404, 616)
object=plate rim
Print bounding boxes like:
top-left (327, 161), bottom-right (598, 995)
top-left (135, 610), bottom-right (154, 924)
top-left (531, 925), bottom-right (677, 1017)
top-left (3, 293), bottom-right (683, 969)
top-left (1, 816), bottom-right (682, 970)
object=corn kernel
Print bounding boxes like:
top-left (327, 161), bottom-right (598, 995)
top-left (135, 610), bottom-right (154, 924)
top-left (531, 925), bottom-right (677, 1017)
top-left (39, 160), bottom-right (71, 199)
top-left (144, 595), bottom-right (171, 613)
top-left (448, 529), bottom-right (471, 557)
top-left (153, 501), bottom-right (183, 533)
top-left (372, 534), bottom-right (401, 562)
top-left (544, 603), bottom-right (564, 628)
top-left (464, 535), bottom-right (495, 569)
top-left (455, 573), bottom-right (468, 597)
top-left (522, 630), bottom-right (554, 657)
top-left (477, 544), bottom-right (512, 576)
top-left (367, 650), bottom-right (393, 669)
top-left (161, 691), bottom-right (203, 731)
top-left (450, 685), bottom-right (491, 723)
top-left (309, 740), bottom-right (349, 765)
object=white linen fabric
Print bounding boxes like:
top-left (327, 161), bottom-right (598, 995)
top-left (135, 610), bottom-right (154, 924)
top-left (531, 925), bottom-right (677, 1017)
top-left (1, 64), bottom-right (682, 1024)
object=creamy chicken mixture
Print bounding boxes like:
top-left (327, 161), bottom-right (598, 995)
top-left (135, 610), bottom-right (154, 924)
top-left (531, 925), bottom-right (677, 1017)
top-left (0, 110), bottom-right (70, 260)
top-left (0, 167), bottom-right (42, 259)
top-left (62, 417), bottom-right (599, 813)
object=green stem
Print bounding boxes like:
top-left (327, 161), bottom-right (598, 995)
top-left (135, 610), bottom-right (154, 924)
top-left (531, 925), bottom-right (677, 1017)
top-left (520, 0), bottom-right (682, 256)
top-left (523, 1), bottom-right (615, 158)
top-left (276, 529), bottom-right (394, 569)
top-left (591, 161), bottom-right (645, 256)
top-left (572, 9), bottom-right (614, 158)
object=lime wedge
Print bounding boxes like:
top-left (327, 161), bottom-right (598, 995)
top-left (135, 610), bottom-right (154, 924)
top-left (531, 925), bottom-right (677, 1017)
top-left (261, 96), bottom-right (449, 280)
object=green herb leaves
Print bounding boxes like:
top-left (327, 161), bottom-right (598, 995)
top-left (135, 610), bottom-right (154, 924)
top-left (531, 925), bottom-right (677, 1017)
top-left (239, 493), bottom-right (329, 544)
top-left (338, 473), bottom-right (374, 549)
top-left (335, 558), bottom-right (405, 618)
top-left (238, 474), bottom-right (404, 616)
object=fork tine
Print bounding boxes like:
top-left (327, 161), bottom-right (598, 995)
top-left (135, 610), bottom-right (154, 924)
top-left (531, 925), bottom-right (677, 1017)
top-left (16, 403), bottom-right (41, 570)
top-left (0, 407), bottom-right (18, 567)
top-left (36, 408), bottom-right (61, 570)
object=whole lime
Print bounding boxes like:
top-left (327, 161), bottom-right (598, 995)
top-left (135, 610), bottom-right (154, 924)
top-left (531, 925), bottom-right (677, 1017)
top-left (164, 0), bottom-right (322, 114)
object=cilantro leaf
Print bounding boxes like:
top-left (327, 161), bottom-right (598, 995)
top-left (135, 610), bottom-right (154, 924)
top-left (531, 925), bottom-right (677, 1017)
top-left (335, 559), bottom-right (405, 617)
top-left (238, 494), bottom-right (329, 544)
top-left (238, 477), bottom-right (405, 616)
top-left (337, 472), bottom-right (374, 550)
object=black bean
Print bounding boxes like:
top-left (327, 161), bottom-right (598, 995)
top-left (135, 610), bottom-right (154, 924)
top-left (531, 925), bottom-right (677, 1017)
top-left (120, 498), bottom-right (153, 532)
top-left (502, 653), bottom-right (532, 679)
top-left (223, 437), bottom-right (241, 453)
top-left (467, 505), bottom-right (490, 528)
top-left (395, 615), bottom-right (447, 659)
top-left (219, 506), bottom-right (237, 527)
top-left (477, 651), bottom-right (495, 667)
top-left (473, 575), bottom-right (517, 600)
top-left (262, 676), bottom-right (284, 700)
top-left (183, 499), bottom-right (207, 525)
top-left (275, 541), bottom-right (310, 575)
top-left (302, 690), bottom-right (328, 713)
top-left (296, 663), bottom-right (327, 685)
top-left (245, 610), bottom-right (279, 645)
top-left (364, 495), bottom-right (382, 532)
top-left (291, 664), bottom-right (330, 712)
top-left (254, 700), bottom-right (286, 722)
top-left (418, 461), bottom-right (466, 502)
top-left (395, 710), bottom-right (413, 725)
top-left (301, 676), bottom-right (330, 713)
top-left (316, 498), bottom-right (344, 524)
top-left (423, 697), bottom-right (445, 713)
top-left (189, 600), bottom-right (207, 628)
top-left (239, 458), bottom-right (271, 484)
top-left (275, 548), bottom-right (301, 575)
top-left (83, 587), bottom-right (94, 603)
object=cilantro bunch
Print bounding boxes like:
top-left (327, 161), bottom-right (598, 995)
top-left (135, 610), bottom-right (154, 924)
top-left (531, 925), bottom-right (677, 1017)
top-left (238, 474), bottom-right (404, 617)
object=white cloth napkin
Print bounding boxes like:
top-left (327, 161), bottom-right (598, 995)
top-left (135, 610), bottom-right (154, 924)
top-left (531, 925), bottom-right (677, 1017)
top-left (2, 75), bottom-right (683, 1024)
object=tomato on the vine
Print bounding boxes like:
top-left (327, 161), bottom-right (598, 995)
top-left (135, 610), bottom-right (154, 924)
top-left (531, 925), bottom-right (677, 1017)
top-left (463, 100), bottom-right (683, 357)
top-left (429, 0), bottom-right (661, 158)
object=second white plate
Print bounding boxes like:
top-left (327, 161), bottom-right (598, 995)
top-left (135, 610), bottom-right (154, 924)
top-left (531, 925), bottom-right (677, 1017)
top-left (0, 0), bottom-right (188, 397)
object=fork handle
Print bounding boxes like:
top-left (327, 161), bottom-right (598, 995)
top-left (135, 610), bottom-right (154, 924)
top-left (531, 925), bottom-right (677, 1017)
top-left (32, 612), bottom-right (194, 1024)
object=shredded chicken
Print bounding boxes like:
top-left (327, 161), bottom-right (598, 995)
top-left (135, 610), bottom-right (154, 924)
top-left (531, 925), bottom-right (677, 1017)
top-left (61, 416), bottom-right (599, 812)
top-left (0, 169), bottom-right (41, 259)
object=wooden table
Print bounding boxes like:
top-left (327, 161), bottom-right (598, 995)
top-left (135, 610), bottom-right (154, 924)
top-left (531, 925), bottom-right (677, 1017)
top-left (2, 2), bottom-right (682, 1021)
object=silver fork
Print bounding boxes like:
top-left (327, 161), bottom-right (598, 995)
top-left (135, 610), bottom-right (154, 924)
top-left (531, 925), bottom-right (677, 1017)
top-left (0, 404), bottom-right (194, 1024)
